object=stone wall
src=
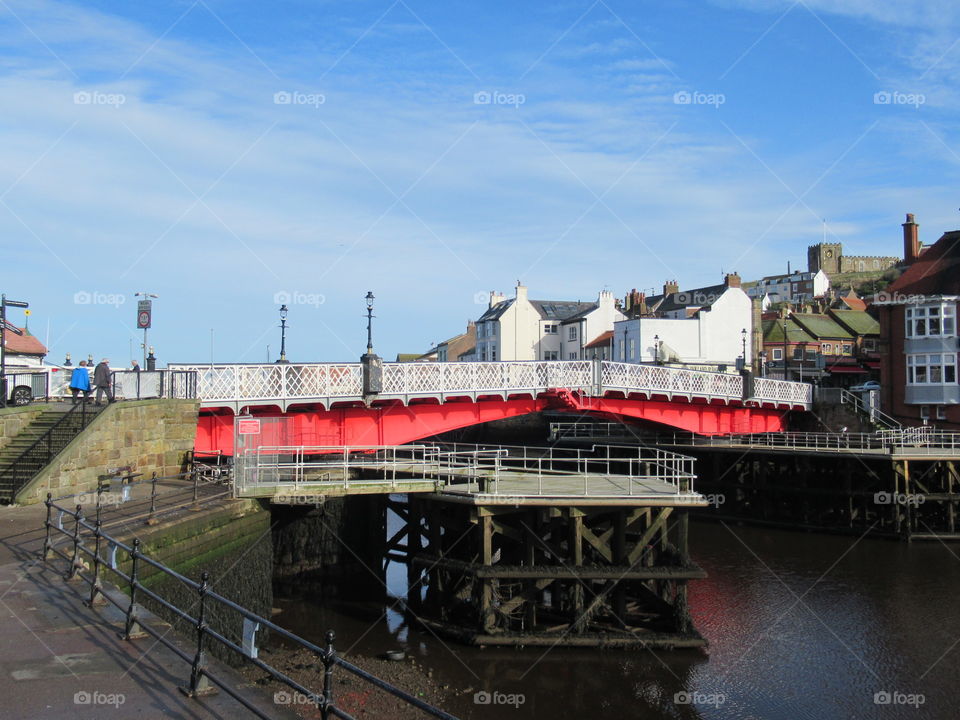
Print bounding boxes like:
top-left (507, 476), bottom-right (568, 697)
top-left (18, 399), bottom-right (199, 504)
top-left (0, 405), bottom-right (47, 454)
top-left (113, 498), bottom-right (273, 666)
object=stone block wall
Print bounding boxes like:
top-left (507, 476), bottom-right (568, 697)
top-left (18, 399), bottom-right (199, 504)
top-left (0, 405), bottom-right (47, 454)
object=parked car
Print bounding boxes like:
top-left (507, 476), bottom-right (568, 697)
top-left (850, 380), bottom-right (881, 392)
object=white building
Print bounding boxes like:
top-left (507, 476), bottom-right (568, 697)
top-left (474, 284), bottom-right (625, 361)
top-left (747, 269), bottom-right (830, 303)
top-left (614, 278), bottom-right (753, 369)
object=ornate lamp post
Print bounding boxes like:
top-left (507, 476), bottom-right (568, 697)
top-left (362, 291), bottom-right (382, 400)
top-left (276, 304), bottom-right (289, 364)
top-left (741, 328), bottom-right (748, 370)
top-left (365, 291), bottom-right (375, 355)
top-left (653, 334), bottom-right (660, 365)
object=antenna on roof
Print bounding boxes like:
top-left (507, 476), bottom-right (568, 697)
top-left (822, 218), bottom-right (827, 243)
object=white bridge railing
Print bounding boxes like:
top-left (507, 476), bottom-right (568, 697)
top-left (168, 360), bottom-right (812, 409)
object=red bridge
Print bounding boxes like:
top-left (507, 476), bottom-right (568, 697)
top-left (168, 360), bottom-right (812, 456)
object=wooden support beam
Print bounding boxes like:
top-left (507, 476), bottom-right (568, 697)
top-left (626, 507), bottom-right (673, 567)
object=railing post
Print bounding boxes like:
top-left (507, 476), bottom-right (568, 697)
top-left (321, 630), bottom-right (336, 720)
top-left (120, 538), bottom-right (148, 640)
top-left (181, 570), bottom-right (217, 698)
top-left (190, 467), bottom-right (201, 510)
top-left (65, 504), bottom-right (83, 581)
top-left (86, 519), bottom-right (105, 606)
top-left (42, 492), bottom-right (54, 561)
top-left (146, 472), bottom-right (159, 525)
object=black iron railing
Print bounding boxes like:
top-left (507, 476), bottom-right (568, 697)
top-left (0, 403), bottom-right (97, 502)
top-left (109, 370), bottom-right (198, 400)
top-left (42, 492), bottom-right (459, 720)
top-left (2, 370), bottom-right (50, 405)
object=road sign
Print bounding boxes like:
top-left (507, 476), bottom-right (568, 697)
top-left (137, 300), bottom-right (152, 329)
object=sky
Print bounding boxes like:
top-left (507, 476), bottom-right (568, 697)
top-left (2, 0), bottom-right (960, 365)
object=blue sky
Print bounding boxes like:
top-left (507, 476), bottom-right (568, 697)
top-left (2, 0), bottom-right (959, 364)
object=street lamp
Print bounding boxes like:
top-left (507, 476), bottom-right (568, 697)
top-left (741, 328), bottom-right (748, 370)
top-left (653, 334), bottom-right (660, 365)
top-left (365, 291), bottom-right (375, 355)
top-left (276, 304), bottom-right (289, 364)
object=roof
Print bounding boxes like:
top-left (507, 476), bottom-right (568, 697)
top-left (530, 300), bottom-right (595, 321)
top-left (837, 293), bottom-right (867, 311)
top-left (790, 314), bottom-right (854, 340)
top-left (886, 230), bottom-right (960, 295)
top-left (2, 326), bottom-right (46, 356)
top-left (559, 303), bottom-right (599, 324)
top-left (762, 318), bottom-right (816, 344)
top-left (829, 309), bottom-right (879, 336)
top-left (584, 330), bottom-right (614, 349)
top-left (477, 298), bottom-right (596, 323)
top-left (655, 283), bottom-right (730, 313)
top-left (395, 353), bottom-right (423, 362)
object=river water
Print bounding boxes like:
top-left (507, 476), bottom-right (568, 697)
top-left (275, 519), bottom-right (960, 719)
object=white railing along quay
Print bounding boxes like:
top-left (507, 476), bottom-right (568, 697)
top-left (656, 429), bottom-right (960, 455)
top-left (233, 442), bottom-right (701, 500)
top-left (168, 360), bottom-right (812, 410)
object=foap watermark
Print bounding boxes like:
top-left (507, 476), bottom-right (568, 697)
top-left (673, 90), bottom-right (725, 108)
top-left (473, 690), bottom-right (525, 708)
top-left (474, 90), bottom-right (526, 108)
top-left (873, 91), bottom-right (925, 108)
top-left (674, 690), bottom-right (726, 707)
top-left (274, 91), bottom-right (326, 108)
top-left (273, 493), bottom-right (325, 507)
top-left (874, 690), bottom-right (925, 707)
top-left (873, 291), bottom-right (930, 305)
top-left (74, 690), bottom-right (126, 708)
top-left (874, 492), bottom-right (925, 507)
top-left (273, 290), bottom-right (325, 308)
top-left (675, 290), bottom-right (721, 306)
top-left (675, 493), bottom-right (725, 508)
top-left (77, 490), bottom-right (126, 507)
top-left (74, 90), bottom-right (126, 107)
top-left (274, 690), bottom-right (325, 706)
top-left (74, 291), bottom-right (126, 308)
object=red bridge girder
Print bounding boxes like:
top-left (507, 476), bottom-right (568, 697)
top-left (193, 392), bottom-right (790, 457)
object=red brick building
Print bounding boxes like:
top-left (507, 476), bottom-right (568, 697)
top-left (876, 215), bottom-right (959, 428)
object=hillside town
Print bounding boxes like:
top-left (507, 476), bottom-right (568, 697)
top-left (395, 212), bottom-right (957, 430)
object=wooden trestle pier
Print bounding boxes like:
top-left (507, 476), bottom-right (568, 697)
top-left (235, 443), bottom-right (709, 648)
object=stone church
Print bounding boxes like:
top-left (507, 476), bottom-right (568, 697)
top-left (807, 242), bottom-right (899, 275)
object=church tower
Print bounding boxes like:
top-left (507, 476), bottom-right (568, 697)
top-left (808, 242), bottom-right (841, 274)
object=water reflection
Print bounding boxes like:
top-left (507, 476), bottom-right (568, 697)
top-left (274, 520), bottom-right (960, 720)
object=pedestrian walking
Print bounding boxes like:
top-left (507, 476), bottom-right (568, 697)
top-left (131, 360), bottom-right (141, 373)
top-left (93, 358), bottom-right (114, 405)
top-left (69, 360), bottom-right (91, 405)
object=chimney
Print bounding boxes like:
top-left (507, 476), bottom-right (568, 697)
top-left (724, 272), bottom-right (742, 288)
top-left (515, 282), bottom-right (528, 303)
top-left (488, 291), bottom-right (505, 309)
top-left (903, 213), bottom-right (920, 264)
top-left (663, 280), bottom-right (679, 296)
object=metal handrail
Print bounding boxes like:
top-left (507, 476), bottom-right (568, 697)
top-left (0, 403), bottom-right (97, 500)
top-left (42, 494), bottom-right (459, 720)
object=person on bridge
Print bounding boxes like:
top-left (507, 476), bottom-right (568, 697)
top-left (69, 360), bottom-right (91, 405)
top-left (93, 358), bottom-right (114, 405)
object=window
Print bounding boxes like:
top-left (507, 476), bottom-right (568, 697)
top-left (793, 347), bottom-right (802, 360)
top-left (568, 326), bottom-right (578, 341)
top-left (906, 304), bottom-right (957, 338)
top-left (863, 339), bottom-right (876, 351)
top-left (629, 338), bottom-right (636, 360)
top-left (921, 405), bottom-right (930, 420)
top-left (619, 339), bottom-right (626, 361)
top-left (543, 351), bottom-right (558, 361)
top-left (907, 353), bottom-right (957, 384)
top-left (822, 343), bottom-right (832, 355)
top-left (568, 352), bottom-right (578, 360)
top-left (842, 344), bottom-right (852, 355)
top-left (771, 348), bottom-right (783, 361)
top-left (544, 324), bottom-right (557, 334)
top-left (805, 349), bottom-right (817, 361)
top-left (491, 348), bottom-right (497, 361)
top-left (937, 406), bottom-right (947, 420)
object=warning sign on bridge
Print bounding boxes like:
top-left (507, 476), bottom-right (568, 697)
top-left (237, 418), bottom-right (261, 435)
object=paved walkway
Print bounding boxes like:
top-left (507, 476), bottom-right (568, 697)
top-left (0, 489), bottom-right (297, 719)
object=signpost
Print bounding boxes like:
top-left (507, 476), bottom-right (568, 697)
top-left (0, 294), bottom-right (29, 408)
top-left (135, 292), bottom-right (157, 368)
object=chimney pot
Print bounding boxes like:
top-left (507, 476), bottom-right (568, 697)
top-left (902, 213), bottom-right (920, 264)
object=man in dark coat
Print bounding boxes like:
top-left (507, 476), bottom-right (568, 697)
top-left (93, 358), bottom-right (114, 405)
